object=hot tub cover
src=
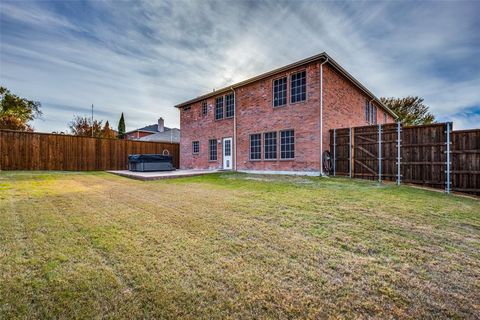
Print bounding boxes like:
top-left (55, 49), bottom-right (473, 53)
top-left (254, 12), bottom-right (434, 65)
top-left (128, 154), bottom-right (172, 163)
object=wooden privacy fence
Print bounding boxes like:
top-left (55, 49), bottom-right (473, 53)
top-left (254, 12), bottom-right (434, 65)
top-left (330, 122), bottom-right (480, 196)
top-left (0, 130), bottom-right (180, 171)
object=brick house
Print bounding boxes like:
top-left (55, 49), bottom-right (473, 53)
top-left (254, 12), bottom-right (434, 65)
top-left (126, 117), bottom-right (180, 143)
top-left (175, 52), bottom-right (397, 175)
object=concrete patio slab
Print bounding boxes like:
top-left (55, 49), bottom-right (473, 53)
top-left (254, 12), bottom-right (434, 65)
top-left (107, 169), bottom-right (220, 181)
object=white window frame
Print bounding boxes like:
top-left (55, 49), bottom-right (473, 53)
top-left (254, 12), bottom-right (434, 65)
top-left (280, 130), bottom-right (295, 160)
top-left (263, 131), bottom-right (278, 160)
top-left (290, 70), bottom-right (307, 104)
top-left (249, 133), bottom-right (262, 160)
top-left (273, 76), bottom-right (287, 107)
top-left (192, 141), bottom-right (200, 155)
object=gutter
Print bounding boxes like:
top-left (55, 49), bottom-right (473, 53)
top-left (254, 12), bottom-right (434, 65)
top-left (319, 57), bottom-right (329, 176)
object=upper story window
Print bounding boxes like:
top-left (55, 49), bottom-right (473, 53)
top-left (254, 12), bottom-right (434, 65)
top-left (365, 100), bottom-right (377, 124)
top-left (290, 71), bottom-right (306, 103)
top-left (183, 105), bottom-right (191, 112)
top-left (215, 97), bottom-right (224, 120)
top-left (209, 139), bottom-right (217, 161)
top-left (365, 100), bottom-right (370, 123)
top-left (201, 101), bottom-right (208, 115)
top-left (280, 130), bottom-right (294, 159)
top-left (192, 141), bottom-right (199, 154)
top-left (264, 131), bottom-right (277, 160)
top-left (225, 93), bottom-right (235, 118)
top-left (273, 77), bottom-right (287, 107)
top-left (249, 134), bottom-right (261, 160)
top-left (384, 112), bottom-right (388, 124)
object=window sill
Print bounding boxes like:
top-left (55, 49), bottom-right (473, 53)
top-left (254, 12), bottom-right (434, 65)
top-left (248, 159), bottom-right (262, 162)
top-left (208, 160), bottom-right (218, 162)
top-left (290, 100), bottom-right (307, 106)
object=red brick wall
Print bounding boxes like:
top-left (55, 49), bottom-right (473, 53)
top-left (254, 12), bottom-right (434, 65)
top-left (235, 64), bottom-right (321, 172)
top-left (180, 99), bottom-right (233, 169)
top-left (323, 65), bottom-right (395, 152)
top-left (179, 61), bottom-right (395, 172)
top-left (127, 131), bottom-right (154, 140)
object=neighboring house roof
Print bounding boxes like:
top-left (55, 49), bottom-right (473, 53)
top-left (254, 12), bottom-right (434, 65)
top-left (126, 124), bottom-right (168, 134)
top-left (138, 128), bottom-right (180, 143)
top-left (174, 52), bottom-right (397, 119)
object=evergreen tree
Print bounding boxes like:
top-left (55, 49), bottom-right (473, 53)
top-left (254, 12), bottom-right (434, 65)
top-left (117, 113), bottom-right (126, 139)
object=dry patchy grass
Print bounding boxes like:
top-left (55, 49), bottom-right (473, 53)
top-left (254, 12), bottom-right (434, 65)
top-left (0, 171), bottom-right (479, 319)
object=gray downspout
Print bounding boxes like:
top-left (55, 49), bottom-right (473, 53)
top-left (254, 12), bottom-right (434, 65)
top-left (231, 86), bottom-right (237, 171)
top-left (319, 57), bottom-right (329, 176)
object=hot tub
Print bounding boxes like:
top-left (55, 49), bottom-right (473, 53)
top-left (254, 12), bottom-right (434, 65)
top-left (128, 154), bottom-right (175, 172)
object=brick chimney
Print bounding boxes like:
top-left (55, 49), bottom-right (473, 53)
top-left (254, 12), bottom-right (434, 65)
top-left (157, 117), bottom-right (164, 132)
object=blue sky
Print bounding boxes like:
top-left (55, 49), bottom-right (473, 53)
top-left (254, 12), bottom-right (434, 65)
top-left (1, 0), bottom-right (479, 132)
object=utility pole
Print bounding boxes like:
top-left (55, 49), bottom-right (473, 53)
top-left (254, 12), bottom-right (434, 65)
top-left (91, 104), bottom-right (94, 137)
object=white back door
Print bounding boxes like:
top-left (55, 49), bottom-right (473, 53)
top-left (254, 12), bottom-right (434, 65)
top-left (223, 137), bottom-right (233, 170)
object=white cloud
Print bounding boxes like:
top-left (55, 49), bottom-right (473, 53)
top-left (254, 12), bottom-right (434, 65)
top-left (447, 109), bottom-right (480, 130)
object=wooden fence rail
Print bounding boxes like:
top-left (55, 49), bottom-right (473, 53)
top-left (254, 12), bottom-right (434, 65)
top-left (0, 130), bottom-right (180, 171)
top-left (330, 123), bottom-right (480, 196)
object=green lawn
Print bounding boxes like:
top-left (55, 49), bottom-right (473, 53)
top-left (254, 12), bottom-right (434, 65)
top-left (0, 171), bottom-right (479, 319)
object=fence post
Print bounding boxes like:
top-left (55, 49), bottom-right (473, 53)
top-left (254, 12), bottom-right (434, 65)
top-left (333, 129), bottom-right (336, 176)
top-left (446, 122), bottom-right (451, 194)
top-left (349, 127), bottom-right (352, 178)
top-left (378, 124), bottom-right (382, 183)
top-left (396, 121), bottom-right (401, 186)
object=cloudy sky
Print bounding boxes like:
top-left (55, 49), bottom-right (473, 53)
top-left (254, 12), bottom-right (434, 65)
top-left (1, 0), bottom-right (479, 132)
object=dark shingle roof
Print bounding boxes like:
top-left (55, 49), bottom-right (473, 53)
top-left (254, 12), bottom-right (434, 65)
top-left (126, 124), bottom-right (171, 134)
top-left (138, 128), bottom-right (180, 143)
top-left (136, 124), bottom-right (161, 132)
